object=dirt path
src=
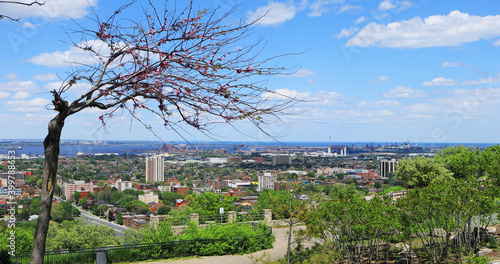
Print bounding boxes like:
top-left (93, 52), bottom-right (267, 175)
top-left (132, 226), bottom-right (317, 264)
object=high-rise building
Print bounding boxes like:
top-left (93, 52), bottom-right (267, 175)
top-left (146, 156), bottom-right (164, 183)
top-left (64, 180), bottom-right (94, 200)
top-left (380, 159), bottom-right (397, 178)
top-left (258, 172), bottom-right (277, 192)
top-left (272, 155), bottom-right (292, 166)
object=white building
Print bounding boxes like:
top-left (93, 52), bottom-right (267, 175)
top-left (146, 156), bottom-right (165, 183)
top-left (158, 185), bottom-right (172, 192)
top-left (258, 172), bottom-right (277, 192)
top-left (138, 193), bottom-right (159, 204)
top-left (114, 179), bottom-right (133, 192)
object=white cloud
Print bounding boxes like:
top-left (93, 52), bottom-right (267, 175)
top-left (336, 27), bottom-right (358, 38)
top-left (311, 91), bottom-right (349, 105)
top-left (0, 92), bottom-right (10, 99)
top-left (493, 39), bottom-right (500, 46)
top-left (283, 69), bottom-right (317, 78)
top-left (307, 0), bottom-right (345, 17)
top-left (3, 98), bottom-right (51, 112)
top-left (263, 89), bottom-right (348, 106)
top-left (383, 86), bottom-right (426, 98)
top-left (44, 81), bottom-right (92, 95)
top-left (337, 4), bottom-right (361, 14)
top-left (12, 91), bottom-right (30, 100)
top-left (0, 0), bottom-right (98, 20)
top-left (22, 22), bottom-right (36, 28)
top-left (0, 80), bottom-right (38, 92)
top-left (30, 40), bottom-right (109, 68)
top-left (423, 75), bottom-right (500, 86)
top-left (247, 2), bottom-right (302, 26)
top-left (5, 73), bottom-right (18, 80)
top-left (422, 77), bottom-right (459, 86)
top-left (355, 16), bottom-right (366, 24)
top-left (34, 73), bottom-right (58, 81)
top-left (44, 82), bottom-right (62, 91)
top-left (442, 61), bottom-right (461, 67)
top-left (308, 0), bottom-right (331, 17)
top-left (264, 88), bottom-right (311, 100)
top-left (370, 76), bottom-right (390, 83)
top-left (347, 11), bottom-right (500, 48)
top-left (378, 0), bottom-right (395, 11)
top-left (358, 100), bottom-right (401, 107)
top-left (379, 0), bottom-right (414, 11)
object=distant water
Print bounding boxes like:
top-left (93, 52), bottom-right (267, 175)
top-left (1, 145), bottom-right (160, 158)
top-left (1, 141), bottom-right (498, 158)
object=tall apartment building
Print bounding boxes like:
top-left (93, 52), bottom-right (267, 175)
top-left (64, 180), bottom-right (94, 200)
top-left (258, 172), bottom-right (277, 192)
top-left (146, 156), bottom-right (164, 183)
top-left (380, 159), bottom-right (397, 178)
top-left (272, 155), bottom-right (292, 166)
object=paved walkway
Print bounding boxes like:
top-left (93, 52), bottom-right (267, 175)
top-left (133, 226), bottom-right (314, 264)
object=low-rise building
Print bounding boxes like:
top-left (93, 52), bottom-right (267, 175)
top-left (114, 179), bottom-right (133, 192)
top-left (122, 215), bottom-right (148, 229)
top-left (138, 193), bottom-right (159, 204)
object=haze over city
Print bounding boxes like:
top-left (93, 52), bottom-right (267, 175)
top-left (1, 0), bottom-right (500, 143)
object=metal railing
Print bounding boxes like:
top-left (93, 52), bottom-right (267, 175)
top-left (199, 214), bottom-right (228, 224)
top-left (161, 216), bottom-right (190, 226)
top-left (237, 212), bottom-right (264, 222)
top-left (11, 225), bottom-right (272, 264)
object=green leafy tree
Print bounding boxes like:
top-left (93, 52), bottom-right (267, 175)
top-left (73, 192), bottom-right (81, 203)
top-left (397, 178), bottom-right (499, 263)
top-left (395, 156), bottom-right (453, 188)
top-left (157, 206), bottom-right (171, 215)
top-left (435, 145), bottom-right (481, 179)
top-left (328, 183), bottom-right (360, 201)
top-left (117, 212), bottom-right (123, 225)
top-left (479, 145), bottom-right (500, 185)
top-left (16, 210), bottom-right (30, 221)
top-left (186, 192), bottom-right (237, 216)
top-left (45, 220), bottom-right (119, 250)
top-left (51, 202), bottom-right (74, 223)
top-left (28, 196), bottom-right (41, 215)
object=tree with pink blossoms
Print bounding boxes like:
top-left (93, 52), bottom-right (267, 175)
top-left (31, 1), bottom-right (298, 263)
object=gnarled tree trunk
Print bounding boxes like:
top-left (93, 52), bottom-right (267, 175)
top-left (31, 118), bottom-right (64, 264)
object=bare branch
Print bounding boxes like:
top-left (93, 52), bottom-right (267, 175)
top-left (0, 0), bottom-right (44, 21)
top-left (54, 0), bottom-right (303, 139)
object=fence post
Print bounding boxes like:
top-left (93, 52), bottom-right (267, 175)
top-left (263, 209), bottom-right (272, 226)
top-left (190, 213), bottom-right (199, 226)
top-left (96, 249), bottom-right (108, 264)
top-left (228, 211), bottom-right (237, 224)
top-left (150, 215), bottom-right (160, 228)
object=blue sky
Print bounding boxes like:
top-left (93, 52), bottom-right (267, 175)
top-left (1, 0), bottom-right (500, 144)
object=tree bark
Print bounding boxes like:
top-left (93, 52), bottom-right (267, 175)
top-left (31, 117), bottom-right (64, 264)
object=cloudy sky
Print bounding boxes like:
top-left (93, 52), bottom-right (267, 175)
top-left (1, 0), bottom-right (500, 144)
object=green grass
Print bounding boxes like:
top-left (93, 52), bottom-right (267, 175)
top-left (381, 186), bottom-right (407, 195)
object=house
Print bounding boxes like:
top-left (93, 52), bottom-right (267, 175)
top-left (175, 199), bottom-right (186, 207)
top-left (122, 215), bottom-right (148, 229)
top-left (172, 186), bottom-right (190, 196)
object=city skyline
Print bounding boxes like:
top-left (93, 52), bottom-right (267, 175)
top-left (1, 0), bottom-right (500, 144)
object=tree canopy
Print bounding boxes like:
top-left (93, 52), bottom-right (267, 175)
top-left (395, 156), bottom-right (453, 188)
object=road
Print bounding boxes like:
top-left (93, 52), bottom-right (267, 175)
top-left (76, 208), bottom-right (128, 236)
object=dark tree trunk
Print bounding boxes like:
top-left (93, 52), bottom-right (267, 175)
top-left (31, 118), bottom-right (64, 264)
